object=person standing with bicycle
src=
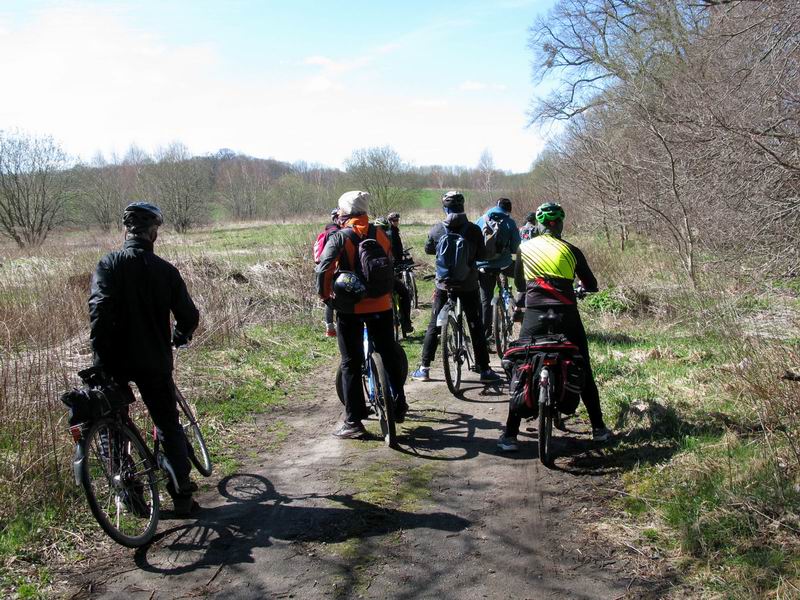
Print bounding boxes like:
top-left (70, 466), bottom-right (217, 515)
top-left (476, 198), bottom-right (521, 348)
top-left (374, 215), bottom-right (413, 336)
top-left (316, 191), bottom-right (409, 438)
top-left (497, 202), bottom-right (611, 452)
top-left (410, 191), bottom-right (502, 384)
top-left (89, 202), bottom-right (201, 515)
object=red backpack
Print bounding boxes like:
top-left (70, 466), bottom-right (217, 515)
top-left (313, 224), bottom-right (340, 264)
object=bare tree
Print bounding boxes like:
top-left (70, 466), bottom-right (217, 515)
top-left (76, 153), bottom-right (134, 231)
top-left (344, 146), bottom-right (414, 217)
top-left (145, 143), bottom-right (211, 233)
top-left (0, 131), bottom-right (70, 246)
top-left (477, 149), bottom-right (497, 202)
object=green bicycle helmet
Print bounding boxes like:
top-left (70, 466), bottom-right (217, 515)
top-left (535, 202), bottom-right (565, 224)
top-left (374, 216), bottom-right (390, 229)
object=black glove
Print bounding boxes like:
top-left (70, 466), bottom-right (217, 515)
top-left (172, 330), bottom-right (191, 348)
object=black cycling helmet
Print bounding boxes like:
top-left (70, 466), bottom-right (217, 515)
top-left (535, 202), bottom-right (565, 224)
top-left (525, 211), bottom-right (536, 224)
top-left (442, 190), bottom-right (465, 209)
top-left (330, 208), bottom-right (340, 222)
top-left (123, 202), bottom-right (163, 233)
top-left (387, 212), bottom-right (400, 221)
top-left (497, 197), bottom-right (512, 213)
top-left (332, 272), bottom-right (366, 304)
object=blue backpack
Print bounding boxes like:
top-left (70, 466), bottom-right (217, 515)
top-left (435, 223), bottom-right (472, 286)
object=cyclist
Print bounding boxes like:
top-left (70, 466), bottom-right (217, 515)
top-left (374, 216), bottom-right (413, 335)
top-left (411, 191), bottom-right (502, 383)
top-left (475, 198), bottom-right (521, 348)
top-left (387, 212), bottom-right (405, 264)
top-left (317, 191), bottom-right (409, 438)
top-left (89, 202), bottom-right (201, 515)
top-left (315, 208), bottom-right (342, 337)
top-left (497, 202), bottom-right (611, 451)
top-left (519, 211), bottom-right (538, 241)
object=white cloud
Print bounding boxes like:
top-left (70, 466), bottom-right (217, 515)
top-left (0, 4), bottom-right (544, 172)
top-left (460, 80), bottom-right (487, 91)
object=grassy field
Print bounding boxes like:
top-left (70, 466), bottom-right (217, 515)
top-left (1, 219), bottom-right (798, 598)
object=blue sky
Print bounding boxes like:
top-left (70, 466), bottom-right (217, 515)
top-left (0, 0), bottom-right (557, 172)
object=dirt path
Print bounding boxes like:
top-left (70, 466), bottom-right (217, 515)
top-left (63, 352), bottom-right (653, 600)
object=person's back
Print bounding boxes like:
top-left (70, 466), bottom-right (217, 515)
top-left (475, 199), bottom-right (521, 272)
top-left (90, 240), bottom-right (197, 376)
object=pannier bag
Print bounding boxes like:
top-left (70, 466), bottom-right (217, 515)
top-left (558, 355), bottom-right (585, 415)
top-left (508, 357), bottom-right (540, 418)
top-left (60, 367), bottom-right (135, 428)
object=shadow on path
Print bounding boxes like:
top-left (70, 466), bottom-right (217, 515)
top-left (133, 474), bottom-right (470, 576)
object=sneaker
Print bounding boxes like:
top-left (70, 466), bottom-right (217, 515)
top-left (325, 323), bottom-right (336, 337)
top-left (333, 421), bottom-right (367, 439)
top-left (411, 366), bottom-right (430, 382)
top-left (592, 427), bottom-right (612, 442)
top-left (480, 368), bottom-right (502, 383)
top-left (402, 322), bottom-right (414, 335)
top-left (496, 433), bottom-right (519, 452)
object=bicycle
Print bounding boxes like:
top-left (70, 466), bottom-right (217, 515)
top-left (335, 323), bottom-right (408, 448)
top-left (67, 358), bottom-right (212, 547)
top-left (502, 298), bottom-right (587, 467)
top-left (438, 292), bottom-right (475, 396)
top-left (397, 248), bottom-right (419, 309)
top-left (491, 273), bottom-right (518, 357)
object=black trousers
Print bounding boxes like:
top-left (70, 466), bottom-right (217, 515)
top-left (394, 277), bottom-right (412, 328)
top-left (119, 372), bottom-right (192, 490)
top-left (325, 303), bottom-right (335, 326)
top-left (420, 288), bottom-right (490, 372)
top-left (478, 263), bottom-right (515, 338)
top-left (337, 310), bottom-right (406, 424)
top-left (504, 305), bottom-right (605, 435)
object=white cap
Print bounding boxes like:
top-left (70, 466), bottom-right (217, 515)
top-left (338, 190), bottom-right (370, 215)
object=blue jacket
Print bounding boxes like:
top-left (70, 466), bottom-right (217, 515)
top-left (475, 208), bottom-right (521, 271)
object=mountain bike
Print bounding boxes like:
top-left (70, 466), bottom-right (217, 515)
top-left (492, 273), bottom-right (517, 357)
top-left (438, 292), bottom-right (475, 396)
top-left (398, 248), bottom-right (419, 309)
top-left (336, 324), bottom-right (408, 448)
top-left (68, 360), bottom-right (212, 547)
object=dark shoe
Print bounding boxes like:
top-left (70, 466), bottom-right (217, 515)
top-left (173, 497), bottom-right (200, 517)
top-left (592, 427), bottom-right (612, 442)
top-left (411, 366), bottom-right (430, 382)
top-left (480, 368), bottom-right (502, 383)
top-left (496, 433), bottom-right (519, 452)
top-left (333, 421), bottom-right (367, 439)
top-left (395, 401), bottom-right (408, 424)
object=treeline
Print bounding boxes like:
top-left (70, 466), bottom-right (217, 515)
top-left (522, 0), bottom-right (799, 285)
top-left (0, 132), bottom-right (541, 246)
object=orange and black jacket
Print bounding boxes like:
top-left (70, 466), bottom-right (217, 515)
top-left (315, 215), bottom-right (393, 314)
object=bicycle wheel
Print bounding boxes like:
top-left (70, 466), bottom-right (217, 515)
top-left (80, 418), bottom-right (160, 547)
top-left (493, 300), bottom-right (505, 356)
top-left (175, 388), bottom-right (212, 477)
top-left (441, 314), bottom-right (462, 395)
top-left (404, 270), bottom-right (419, 309)
top-left (538, 383), bottom-right (555, 467)
top-left (370, 352), bottom-right (397, 448)
top-left (392, 293), bottom-right (402, 341)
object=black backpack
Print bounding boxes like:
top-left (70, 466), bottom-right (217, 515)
top-left (342, 225), bottom-right (394, 298)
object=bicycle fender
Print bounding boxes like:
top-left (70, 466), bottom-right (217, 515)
top-left (72, 443), bottom-right (85, 486)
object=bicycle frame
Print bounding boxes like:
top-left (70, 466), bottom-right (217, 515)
top-left (361, 325), bottom-right (398, 410)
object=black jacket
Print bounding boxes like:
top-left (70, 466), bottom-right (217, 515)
top-left (424, 212), bottom-right (486, 292)
top-left (89, 237), bottom-right (199, 376)
top-left (389, 225), bottom-right (404, 262)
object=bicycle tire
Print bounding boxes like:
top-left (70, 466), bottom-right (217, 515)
top-left (80, 418), bottom-right (160, 547)
top-left (370, 352), bottom-right (397, 448)
top-left (175, 388), bottom-right (213, 477)
top-left (493, 301), bottom-right (504, 356)
top-left (538, 382), bottom-right (554, 467)
top-left (441, 314), bottom-right (462, 395)
top-left (404, 270), bottom-right (419, 309)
